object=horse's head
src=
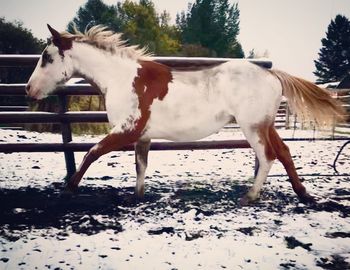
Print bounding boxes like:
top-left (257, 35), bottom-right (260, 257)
top-left (26, 25), bottom-right (75, 100)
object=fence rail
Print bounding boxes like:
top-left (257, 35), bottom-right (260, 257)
top-left (1, 137), bottom-right (349, 154)
top-left (0, 83), bottom-right (97, 95)
top-left (0, 111), bottom-right (108, 123)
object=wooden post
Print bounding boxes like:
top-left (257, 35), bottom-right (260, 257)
top-left (58, 95), bottom-right (76, 180)
top-left (331, 117), bottom-right (336, 139)
top-left (285, 104), bottom-right (290, 129)
top-left (292, 114), bottom-right (297, 138)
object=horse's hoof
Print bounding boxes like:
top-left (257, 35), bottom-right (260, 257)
top-left (134, 186), bottom-right (145, 200)
top-left (299, 193), bottom-right (316, 204)
top-left (63, 182), bottom-right (78, 194)
top-left (134, 192), bottom-right (145, 201)
top-left (239, 195), bottom-right (255, 207)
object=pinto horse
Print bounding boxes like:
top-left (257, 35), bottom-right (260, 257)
top-left (26, 25), bottom-right (344, 204)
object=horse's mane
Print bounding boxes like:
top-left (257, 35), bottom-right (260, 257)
top-left (60, 25), bottom-right (152, 60)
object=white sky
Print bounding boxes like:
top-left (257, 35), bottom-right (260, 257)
top-left (0, 0), bottom-right (350, 81)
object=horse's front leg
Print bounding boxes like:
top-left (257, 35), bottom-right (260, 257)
top-left (66, 133), bottom-right (135, 192)
top-left (135, 139), bottom-right (151, 198)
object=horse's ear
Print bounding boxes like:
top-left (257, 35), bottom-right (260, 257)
top-left (47, 24), bottom-right (60, 40)
top-left (47, 24), bottom-right (73, 52)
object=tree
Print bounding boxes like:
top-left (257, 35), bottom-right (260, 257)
top-left (117, 0), bottom-right (162, 53)
top-left (158, 10), bottom-right (181, 55)
top-left (314, 14), bottom-right (350, 84)
top-left (117, 0), bottom-right (181, 55)
top-left (177, 0), bottom-right (244, 58)
top-left (0, 17), bottom-right (44, 83)
top-left (0, 18), bottom-right (44, 107)
top-left (68, 0), bottom-right (181, 56)
top-left (67, 0), bottom-right (121, 33)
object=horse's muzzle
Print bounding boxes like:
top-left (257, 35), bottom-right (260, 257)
top-left (26, 84), bottom-right (41, 100)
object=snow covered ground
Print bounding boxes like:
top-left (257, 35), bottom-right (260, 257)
top-left (0, 128), bottom-right (349, 269)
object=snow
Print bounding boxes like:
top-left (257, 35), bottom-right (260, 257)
top-left (0, 127), bottom-right (349, 269)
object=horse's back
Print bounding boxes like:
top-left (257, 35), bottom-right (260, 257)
top-left (220, 61), bottom-right (283, 125)
top-left (142, 60), bottom-right (282, 141)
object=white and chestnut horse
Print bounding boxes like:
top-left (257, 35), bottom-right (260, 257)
top-left (26, 25), bottom-right (344, 204)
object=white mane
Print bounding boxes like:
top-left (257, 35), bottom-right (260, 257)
top-left (61, 25), bottom-right (152, 60)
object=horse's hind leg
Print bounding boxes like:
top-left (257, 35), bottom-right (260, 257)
top-left (135, 139), bottom-right (151, 198)
top-left (268, 127), bottom-right (314, 202)
top-left (239, 120), bottom-right (275, 204)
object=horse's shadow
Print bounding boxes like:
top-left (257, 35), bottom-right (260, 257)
top-left (0, 184), bottom-right (139, 239)
top-left (0, 182), bottom-right (247, 238)
top-left (0, 181), bottom-right (348, 241)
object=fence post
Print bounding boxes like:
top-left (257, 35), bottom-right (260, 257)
top-left (331, 115), bottom-right (336, 139)
top-left (285, 104), bottom-right (290, 129)
top-left (58, 95), bottom-right (76, 180)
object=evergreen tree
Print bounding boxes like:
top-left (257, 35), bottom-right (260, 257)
top-left (314, 15), bottom-right (350, 84)
top-left (68, 0), bottom-right (180, 55)
top-left (67, 0), bottom-right (121, 33)
top-left (177, 0), bottom-right (244, 58)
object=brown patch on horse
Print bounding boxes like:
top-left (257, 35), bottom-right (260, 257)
top-left (255, 119), bottom-right (276, 161)
top-left (47, 24), bottom-right (73, 57)
top-left (67, 132), bottom-right (136, 190)
top-left (256, 120), bottom-right (312, 200)
top-left (268, 127), bottom-right (309, 198)
top-left (132, 60), bottom-right (173, 136)
top-left (67, 61), bottom-right (172, 190)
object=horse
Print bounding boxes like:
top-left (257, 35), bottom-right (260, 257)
top-left (26, 24), bottom-right (344, 205)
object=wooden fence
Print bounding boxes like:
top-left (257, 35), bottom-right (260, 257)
top-left (0, 55), bottom-right (348, 178)
top-left (334, 89), bottom-right (350, 131)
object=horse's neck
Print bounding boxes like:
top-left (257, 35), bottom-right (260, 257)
top-left (71, 43), bottom-right (139, 95)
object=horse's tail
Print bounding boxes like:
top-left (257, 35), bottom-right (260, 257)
top-left (270, 69), bottom-right (345, 127)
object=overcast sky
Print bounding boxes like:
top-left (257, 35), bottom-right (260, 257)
top-left (1, 0), bottom-right (350, 81)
